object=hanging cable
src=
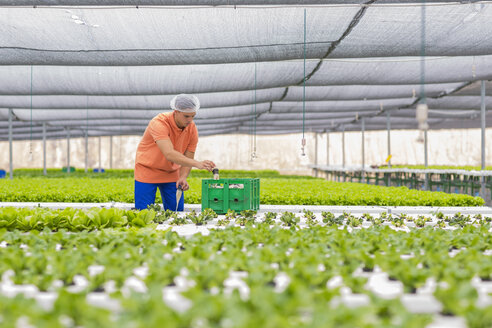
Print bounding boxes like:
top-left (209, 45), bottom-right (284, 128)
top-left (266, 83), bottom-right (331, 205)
top-left (86, 95), bottom-right (89, 132)
top-left (29, 65), bottom-right (33, 161)
top-left (249, 65), bottom-right (254, 162)
top-left (119, 109), bottom-right (122, 166)
top-left (301, 8), bottom-right (307, 156)
top-left (253, 61), bottom-right (257, 160)
top-left (86, 95), bottom-right (89, 173)
top-left (249, 102), bottom-right (253, 162)
top-left (419, 0), bottom-right (426, 104)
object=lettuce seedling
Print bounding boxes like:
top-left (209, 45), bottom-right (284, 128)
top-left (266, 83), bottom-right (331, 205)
top-left (347, 215), bottom-right (362, 227)
top-left (263, 212), bottom-right (277, 225)
top-left (129, 209), bottom-right (156, 228)
top-left (235, 210), bottom-right (256, 226)
top-left (321, 212), bottom-right (343, 226)
top-left (146, 203), bottom-right (162, 212)
top-left (280, 212), bottom-right (299, 227)
top-left (321, 211), bottom-right (334, 222)
top-left (414, 218), bottom-right (425, 228)
top-left (146, 203), bottom-right (168, 222)
top-left (448, 213), bottom-right (471, 227)
top-left (225, 209), bottom-right (237, 220)
top-left (417, 215), bottom-right (432, 222)
top-left (202, 208), bottom-right (218, 220)
top-left (185, 210), bottom-right (198, 223)
top-left (392, 218), bottom-right (405, 228)
top-left (235, 216), bottom-right (248, 226)
top-left (169, 212), bottom-right (186, 225)
top-left (306, 216), bottom-right (318, 227)
top-left (240, 210), bottom-right (256, 219)
top-left (372, 217), bottom-right (383, 226)
top-left (436, 220), bottom-right (446, 229)
top-left (434, 282), bottom-right (478, 316)
top-left (303, 209), bottom-right (315, 220)
top-left (216, 219), bottom-right (228, 226)
top-left (303, 210), bottom-right (318, 226)
top-left (191, 211), bottom-right (215, 226)
top-left (435, 211), bottom-right (444, 220)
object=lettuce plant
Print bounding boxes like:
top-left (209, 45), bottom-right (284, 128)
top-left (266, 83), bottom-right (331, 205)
top-left (280, 212), bottom-right (299, 227)
top-left (225, 209), bottom-right (236, 220)
top-left (262, 212), bottom-right (277, 225)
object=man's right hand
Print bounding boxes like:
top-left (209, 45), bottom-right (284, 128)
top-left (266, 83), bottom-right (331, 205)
top-left (196, 160), bottom-right (215, 171)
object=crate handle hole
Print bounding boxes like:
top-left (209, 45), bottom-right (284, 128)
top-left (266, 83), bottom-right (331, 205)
top-left (229, 184), bottom-right (244, 189)
top-left (234, 198), bottom-right (239, 202)
top-left (213, 198), bottom-right (219, 202)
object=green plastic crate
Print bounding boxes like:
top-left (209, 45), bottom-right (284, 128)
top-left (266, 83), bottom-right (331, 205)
top-left (61, 166), bottom-right (75, 173)
top-left (201, 178), bottom-right (260, 214)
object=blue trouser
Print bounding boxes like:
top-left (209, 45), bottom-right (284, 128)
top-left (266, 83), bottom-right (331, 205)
top-left (134, 180), bottom-right (184, 211)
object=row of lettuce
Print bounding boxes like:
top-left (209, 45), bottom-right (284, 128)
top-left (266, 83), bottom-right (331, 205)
top-left (9, 167), bottom-right (492, 179)
top-left (0, 226), bottom-right (491, 327)
top-left (0, 206), bottom-right (490, 232)
top-left (7, 168), bottom-right (288, 179)
top-left (0, 177), bottom-right (484, 206)
top-left (383, 165), bottom-right (492, 171)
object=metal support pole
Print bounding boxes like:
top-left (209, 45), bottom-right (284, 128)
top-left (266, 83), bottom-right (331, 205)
top-left (481, 80), bottom-right (487, 199)
top-left (119, 135), bottom-right (122, 170)
top-left (66, 128), bottom-right (70, 175)
top-left (98, 136), bottom-right (102, 172)
top-left (342, 127), bottom-right (346, 168)
top-left (387, 112), bottom-right (391, 168)
top-left (424, 129), bottom-right (429, 190)
top-left (326, 131), bottom-right (330, 180)
top-left (361, 118), bottom-right (365, 183)
top-left (342, 127), bottom-right (346, 182)
top-left (326, 131), bottom-right (330, 166)
top-left (387, 111), bottom-right (391, 186)
top-left (109, 136), bottom-right (113, 169)
top-left (43, 123), bottom-right (47, 176)
top-left (85, 130), bottom-right (88, 173)
top-left (8, 108), bottom-right (13, 180)
top-left (314, 132), bottom-right (318, 177)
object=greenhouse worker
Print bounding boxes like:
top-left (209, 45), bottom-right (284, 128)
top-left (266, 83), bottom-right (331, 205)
top-left (134, 94), bottom-right (216, 211)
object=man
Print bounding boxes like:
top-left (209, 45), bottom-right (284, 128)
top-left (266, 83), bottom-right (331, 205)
top-left (134, 94), bottom-right (215, 211)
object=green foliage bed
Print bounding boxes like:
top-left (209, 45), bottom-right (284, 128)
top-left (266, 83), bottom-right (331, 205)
top-left (10, 168), bottom-right (287, 179)
top-left (382, 165), bottom-right (492, 171)
top-left (0, 171), bottom-right (484, 206)
top-left (0, 224), bottom-right (491, 327)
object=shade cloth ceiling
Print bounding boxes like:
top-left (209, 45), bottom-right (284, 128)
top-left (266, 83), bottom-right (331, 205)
top-left (1, 1), bottom-right (491, 140)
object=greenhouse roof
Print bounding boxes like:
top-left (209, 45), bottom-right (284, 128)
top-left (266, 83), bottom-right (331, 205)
top-left (1, 1), bottom-right (492, 140)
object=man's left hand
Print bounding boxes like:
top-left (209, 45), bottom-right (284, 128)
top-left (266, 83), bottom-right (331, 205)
top-left (176, 179), bottom-right (190, 191)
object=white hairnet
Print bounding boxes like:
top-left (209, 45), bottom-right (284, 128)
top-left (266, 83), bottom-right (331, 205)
top-left (170, 94), bottom-right (200, 113)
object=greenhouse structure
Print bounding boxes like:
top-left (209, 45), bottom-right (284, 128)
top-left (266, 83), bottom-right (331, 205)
top-left (1, 1), bottom-right (492, 328)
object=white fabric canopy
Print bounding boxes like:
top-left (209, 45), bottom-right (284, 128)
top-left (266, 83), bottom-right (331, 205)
top-left (1, 1), bottom-right (492, 140)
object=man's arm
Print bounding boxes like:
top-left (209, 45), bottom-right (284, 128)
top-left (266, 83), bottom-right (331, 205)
top-left (176, 150), bottom-right (195, 190)
top-left (155, 139), bottom-right (215, 171)
top-left (179, 150), bottom-right (194, 180)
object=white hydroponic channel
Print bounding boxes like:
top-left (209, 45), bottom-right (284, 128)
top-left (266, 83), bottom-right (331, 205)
top-left (1, 203), bottom-right (492, 328)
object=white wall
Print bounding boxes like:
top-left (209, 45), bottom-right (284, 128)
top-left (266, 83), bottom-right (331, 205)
top-left (1, 129), bottom-right (491, 175)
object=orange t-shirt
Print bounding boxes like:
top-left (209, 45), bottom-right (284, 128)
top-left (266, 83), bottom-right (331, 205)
top-left (134, 112), bottom-right (198, 183)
